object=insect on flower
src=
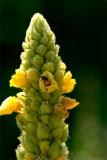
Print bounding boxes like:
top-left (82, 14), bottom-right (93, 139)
top-left (40, 75), bottom-right (51, 89)
top-left (40, 75), bottom-right (48, 81)
top-left (39, 71), bottom-right (58, 93)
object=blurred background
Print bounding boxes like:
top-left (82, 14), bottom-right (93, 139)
top-left (0, 0), bottom-right (107, 159)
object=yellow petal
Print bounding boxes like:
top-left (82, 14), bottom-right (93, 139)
top-left (10, 69), bottom-right (28, 89)
top-left (54, 97), bottom-right (79, 118)
top-left (62, 71), bottom-right (76, 93)
top-left (39, 71), bottom-right (58, 93)
top-left (61, 97), bottom-right (79, 110)
top-left (0, 96), bottom-right (24, 115)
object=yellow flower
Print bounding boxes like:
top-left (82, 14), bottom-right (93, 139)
top-left (39, 71), bottom-right (58, 93)
top-left (61, 71), bottom-right (76, 93)
top-left (0, 96), bottom-right (24, 115)
top-left (54, 97), bottom-right (79, 118)
top-left (10, 69), bottom-right (28, 89)
top-left (60, 97), bottom-right (79, 110)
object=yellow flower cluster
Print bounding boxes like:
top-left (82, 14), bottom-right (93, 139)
top-left (0, 70), bottom-right (78, 116)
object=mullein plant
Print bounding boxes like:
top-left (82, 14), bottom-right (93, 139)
top-left (0, 13), bottom-right (79, 160)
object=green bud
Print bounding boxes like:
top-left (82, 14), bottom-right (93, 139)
top-left (20, 52), bottom-right (26, 60)
top-left (40, 33), bottom-right (48, 45)
top-left (49, 90), bottom-right (61, 104)
top-left (37, 122), bottom-right (50, 140)
top-left (42, 62), bottom-right (54, 73)
top-left (46, 30), bottom-right (54, 41)
top-left (36, 44), bottom-right (47, 56)
top-left (48, 40), bottom-right (55, 50)
top-left (34, 14), bottom-right (45, 33)
top-left (25, 49), bottom-right (35, 58)
top-left (30, 40), bottom-right (39, 50)
top-left (29, 100), bottom-right (39, 112)
top-left (45, 50), bottom-right (55, 62)
top-left (16, 114), bottom-right (26, 131)
top-left (21, 60), bottom-right (31, 70)
top-left (24, 112), bottom-right (38, 123)
top-left (25, 28), bottom-right (31, 42)
top-left (50, 114), bottom-right (63, 129)
top-left (39, 101), bottom-right (51, 114)
top-left (23, 123), bottom-right (36, 134)
top-left (48, 140), bottom-right (61, 160)
top-left (32, 55), bottom-right (44, 69)
top-left (61, 124), bottom-right (69, 142)
top-left (54, 69), bottom-right (64, 88)
top-left (20, 133), bottom-right (39, 153)
top-left (27, 88), bottom-right (42, 104)
top-left (40, 115), bottom-right (50, 125)
top-left (27, 68), bottom-right (40, 82)
top-left (54, 56), bottom-right (61, 69)
top-left (41, 92), bottom-right (50, 101)
top-left (22, 42), bottom-right (30, 50)
top-left (40, 140), bottom-right (50, 155)
top-left (52, 127), bottom-right (63, 139)
top-left (54, 44), bottom-right (60, 55)
top-left (31, 27), bottom-right (40, 40)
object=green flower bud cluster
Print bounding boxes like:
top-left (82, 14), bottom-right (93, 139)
top-left (16, 13), bottom-right (69, 160)
top-left (0, 12), bottom-right (79, 160)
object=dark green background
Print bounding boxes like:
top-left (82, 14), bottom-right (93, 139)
top-left (0, 0), bottom-right (107, 159)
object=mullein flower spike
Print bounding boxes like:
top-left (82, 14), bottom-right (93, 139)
top-left (0, 13), bottom-right (79, 160)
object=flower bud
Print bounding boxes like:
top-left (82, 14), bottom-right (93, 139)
top-left (32, 55), bottom-right (44, 69)
top-left (30, 40), bottom-right (39, 50)
top-left (48, 141), bottom-right (61, 160)
top-left (36, 44), bottom-right (47, 56)
top-left (40, 115), bottom-right (50, 125)
top-left (52, 127), bottom-right (63, 139)
top-left (27, 68), bottom-right (40, 82)
top-left (21, 60), bottom-right (31, 70)
top-left (39, 101), bottom-right (51, 114)
top-left (22, 42), bottom-right (30, 50)
top-left (45, 50), bottom-right (55, 62)
top-left (54, 70), bottom-right (65, 88)
top-left (61, 124), bottom-right (69, 142)
top-left (50, 114), bottom-right (63, 129)
top-left (40, 33), bottom-right (48, 45)
top-left (37, 122), bottom-right (50, 140)
top-left (40, 140), bottom-right (50, 155)
top-left (42, 62), bottom-right (54, 73)
top-left (19, 133), bottom-right (38, 153)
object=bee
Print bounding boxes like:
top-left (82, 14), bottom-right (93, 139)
top-left (40, 75), bottom-right (51, 88)
top-left (40, 75), bottom-right (48, 81)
